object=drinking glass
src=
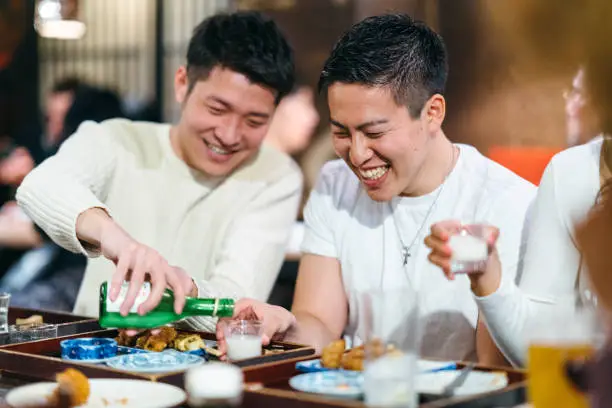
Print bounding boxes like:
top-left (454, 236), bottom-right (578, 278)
top-left (223, 320), bottom-right (263, 361)
top-left (448, 224), bottom-right (496, 274)
top-left (360, 287), bottom-right (421, 408)
top-left (0, 292), bottom-right (9, 332)
top-left (526, 304), bottom-right (598, 408)
top-left (0, 292), bottom-right (10, 345)
top-left (9, 322), bottom-right (57, 343)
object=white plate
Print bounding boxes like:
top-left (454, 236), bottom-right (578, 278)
top-left (416, 370), bottom-right (509, 396)
top-left (289, 369), bottom-right (508, 399)
top-left (289, 371), bottom-right (363, 399)
top-left (295, 358), bottom-right (456, 373)
top-left (6, 378), bottom-right (186, 408)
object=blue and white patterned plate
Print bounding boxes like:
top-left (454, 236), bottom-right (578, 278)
top-left (289, 371), bottom-right (364, 398)
top-left (296, 358), bottom-right (456, 374)
top-left (106, 349), bottom-right (205, 373)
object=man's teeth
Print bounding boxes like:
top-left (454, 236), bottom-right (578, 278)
top-left (360, 166), bottom-right (389, 180)
top-left (208, 143), bottom-right (230, 155)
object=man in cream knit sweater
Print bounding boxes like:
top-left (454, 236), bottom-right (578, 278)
top-left (16, 11), bottom-right (302, 332)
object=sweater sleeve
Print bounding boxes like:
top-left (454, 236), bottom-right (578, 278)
top-left (179, 164), bottom-right (303, 332)
top-left (15, 121), bottom-right (117, 257)
top-left (475, 158), bottom-right (582, 366)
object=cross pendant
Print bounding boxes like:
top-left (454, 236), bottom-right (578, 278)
top-left (402, 247), bottom-right (411, 266)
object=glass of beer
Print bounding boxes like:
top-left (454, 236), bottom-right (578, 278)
top-left (527, 304), bottom-right (598, 408)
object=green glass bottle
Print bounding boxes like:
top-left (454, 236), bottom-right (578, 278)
top-left (99, 281), bottom-right (235, 329)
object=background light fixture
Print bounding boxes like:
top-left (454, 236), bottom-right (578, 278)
top-left (34, 0), bottom-right (86, 40)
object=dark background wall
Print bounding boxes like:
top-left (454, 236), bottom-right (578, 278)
top-left (0, 0), bottom-right (40, 150)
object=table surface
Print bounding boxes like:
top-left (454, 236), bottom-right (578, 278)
top-left (0, 374), bottom-right (29, 407)
top-left (0, 373), bottom-right (532, 408)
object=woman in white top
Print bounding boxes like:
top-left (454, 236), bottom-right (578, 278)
top-left (425, 134), bottom-right (611, 366)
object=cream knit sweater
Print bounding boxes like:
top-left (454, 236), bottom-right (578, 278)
top-left (16, 119), bottom-right (303, 331)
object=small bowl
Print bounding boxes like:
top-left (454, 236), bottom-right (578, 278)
top-left (60, 338), bottom-right (118, 361)
top-left (8, 323), bottom-right (57, 344)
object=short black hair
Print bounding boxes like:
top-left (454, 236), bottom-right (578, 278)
top-left (186, 11), bottom-right (295, 104)
top-left (62, 85), bottom-right (125, 139)
top-left (319, 14), bottom-right (448, 118)
top-left (50, 77), bottom-right (82, 94)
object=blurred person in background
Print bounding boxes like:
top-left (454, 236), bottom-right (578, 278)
top-left (0, 77), bottom-right (82, 189)
top-left (0, 84), bottom-right (125, 311)
top-left (264, 84), bottom-right (319, 257)
top-left (16, 12), bottom-right (301, 330)
top-left (565, 68), bottom-right (602, 147)
top-left (265, 84), bottom-right (319, 157)
top-left (0, 78), bottom-right (82, 279)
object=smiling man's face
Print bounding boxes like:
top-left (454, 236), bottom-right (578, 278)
top-left (172, 65), bottom-right (277, 177)
top-left (329, 83), bottom-right (435, 201)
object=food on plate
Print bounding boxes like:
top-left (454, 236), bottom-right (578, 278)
top-left (15, 314), bottom-right (43, 327)
top-left (144, 326), bottom-right (178, 351)
top-left (321, 338), bottom-right (406, 371)
top-left (115, 327), bottom-right (179, 351)
top-left (341, 346), bottom-right (365, 371)
top-left (49, 368), bottom-right (90, 407)
top-left (321, 339), bottom-right (346, 369)
top-left (115, 330), bottom-right (138, 347)
top-left (115, 327), bottom-right (211, 353)
top-left (172, 332), bottom-right (205, 351)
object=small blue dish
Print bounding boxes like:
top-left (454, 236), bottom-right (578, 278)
top-left (61, 338), bottom-right (118, 361)
top-left (295, 359), bottom-right (331, 373)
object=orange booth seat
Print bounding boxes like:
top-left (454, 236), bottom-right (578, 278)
top-left (487, 146), bottom-right (563, 185)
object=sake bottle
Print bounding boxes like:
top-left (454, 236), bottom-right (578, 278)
top-left (98, 281), bottom-right (235, 329)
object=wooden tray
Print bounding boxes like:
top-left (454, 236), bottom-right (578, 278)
top-left (0, 328), bottom-right (315, 382)
top-left (163, 358), bottom-right (526, 408)
top-left (1, 308), bottom-right (102, 346)
top-left (7, 307), bottom-right (96, 326)
top-left (0, 357), bottom-right (526, 408)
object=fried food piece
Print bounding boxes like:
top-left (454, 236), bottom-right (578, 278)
top-left (385, 343), bottom-right (404, 357)
top-left (156, 326), bottom-right (178, 343)
top-left (115, 331), bottom-right (139, 347)
top-left (143, 327), bottom-right (178, 351)
top-left (144, 336), bottom-right (167, 352)
top-left (50, 368), bottom-right (90, 407)
top-left (15, 315), bottom-right (43, 327)
top-left (365, 338), bottom-right (386, 359)
top-left (173, 333), bottom-right (205, 351)
top-left (321, 339), bottom-right (345, 369)
top-left (341, 346), bottom-right (364, 371)
top-left (135, 332), bottom-right (151, 349)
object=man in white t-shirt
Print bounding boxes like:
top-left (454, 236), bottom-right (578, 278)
top-left (219, 14), bottom-right (536, 362)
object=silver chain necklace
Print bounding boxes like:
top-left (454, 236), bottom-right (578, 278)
top-left (390, 145), bottom-right (457, 266)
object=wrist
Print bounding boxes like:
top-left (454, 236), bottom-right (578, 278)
top-left (189, 278), bottom-right (198, 297)
top-left (469, 249), bottom-right (502, 297)
top-left (76, 207), bottom-right (114, 247)
top-left (469, 273), bottom-right (500, 297)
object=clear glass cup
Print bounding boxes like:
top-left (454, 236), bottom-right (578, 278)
top-left (223, 320), bottom-right (263, 361)
top-left (360, 287), bottom-right (420, 408)
top-left (448, 224), bottom-right (496, 274)
top-left (9, 322), bottom-right (57, 344)
top-left (0, 292), bottom-right (10, 345)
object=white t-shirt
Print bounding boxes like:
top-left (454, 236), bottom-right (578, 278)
top-left (476, 137), bottom-right (604, 366)
top-left (301, 144), bottom-right (536, 361)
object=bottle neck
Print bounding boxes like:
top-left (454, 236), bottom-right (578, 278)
top-left (183, 298), bottom-right (235, 318)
